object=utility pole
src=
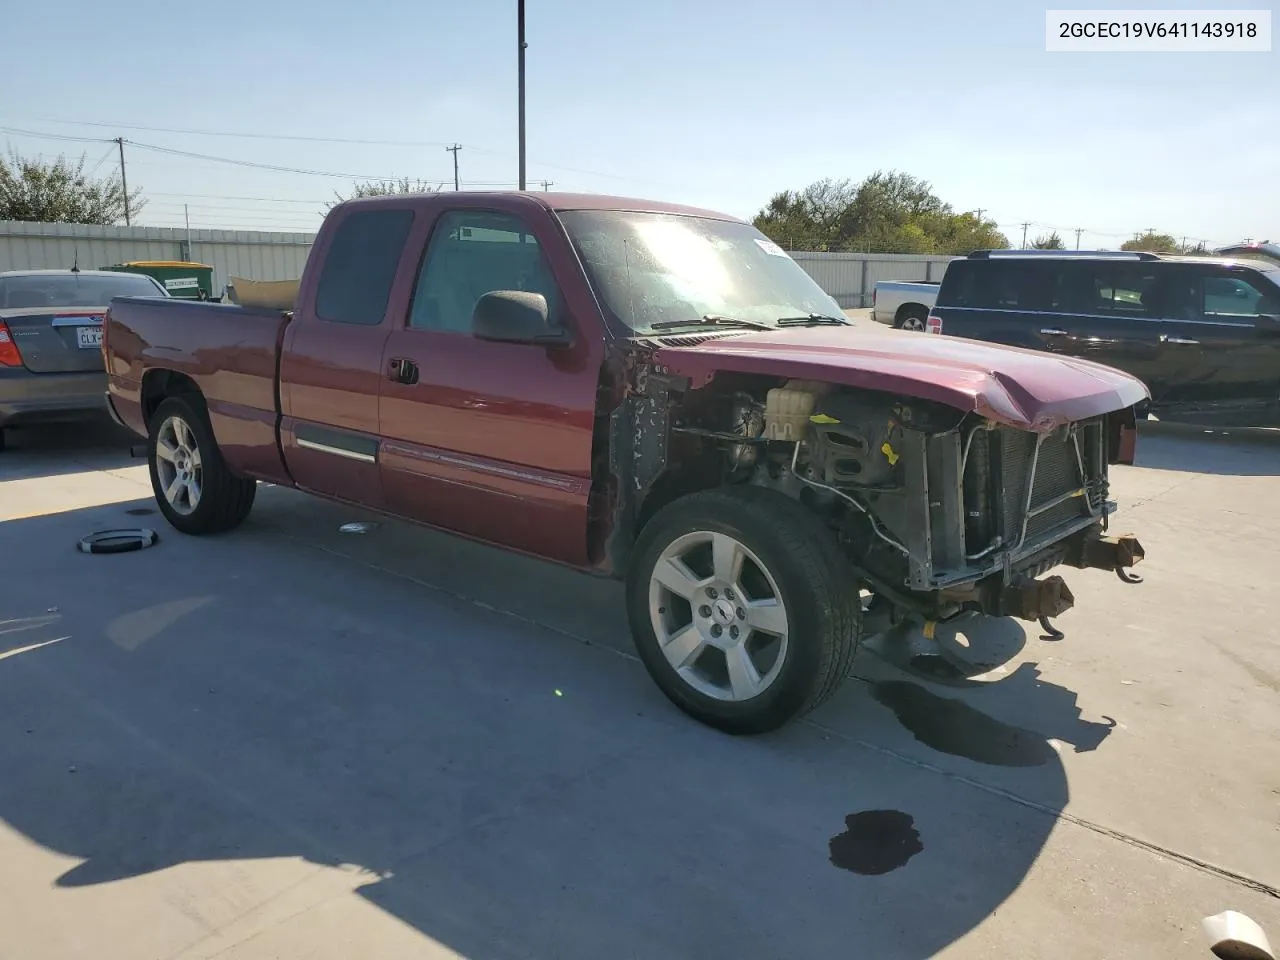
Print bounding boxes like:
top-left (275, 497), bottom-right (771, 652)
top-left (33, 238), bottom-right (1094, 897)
top-left (973, 208), bottom-right (985, 221)
top-left (116, 137), bottom-right (130, 226)
top-left (517, 0), bottom-right (527, 190)
top-left (538, 180), bottom-right (554, 191)
top-left (446, 144), bottom-right (462, 190)
top-left (1020, 222), bottom-right (1030, 248)
top-left (1074, 228), bottom-right (1083, 250)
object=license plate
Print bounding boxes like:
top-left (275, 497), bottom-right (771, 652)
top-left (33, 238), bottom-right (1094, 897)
top-left (77, 327), bottom-right (103, 349)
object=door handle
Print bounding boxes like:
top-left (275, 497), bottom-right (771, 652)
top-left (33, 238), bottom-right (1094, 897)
top-left (387, 357), bottom-right (420, 384)
top-left (1159, 335), bottom-right (1199, 345)
top-left (1040, 327), bottom-right (1068, 336)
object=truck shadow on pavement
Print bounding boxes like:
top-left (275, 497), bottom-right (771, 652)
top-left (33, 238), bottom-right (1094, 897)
top-left (0, 495), bottom-right (1100, 960)
top-left (0, 420), bottom-right (137, 482)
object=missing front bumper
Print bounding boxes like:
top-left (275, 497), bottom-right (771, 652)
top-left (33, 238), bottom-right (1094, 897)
top-left (934, 531), bottom-right (1146, 628)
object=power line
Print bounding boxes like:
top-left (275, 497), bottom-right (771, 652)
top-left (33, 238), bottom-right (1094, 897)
top-left (2, 115), bottom-right (687, 188)
top-left (0, 125), bottom-right (478, 184)
top-left (148, 202), bottom-right (323, 214)
top-left (124, 139), bottom-right (426, 182)
top-left (147, 191), bottom-right (329, 204)
top-left (10, 115), bottom-right (459, 149)
top-left (0, 124), bottom-right (108, 144)
top-left (85, 145), bottom-right (117, 177)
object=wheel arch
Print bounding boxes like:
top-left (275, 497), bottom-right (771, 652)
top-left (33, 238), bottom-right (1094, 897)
top-left (141, 368), bottom-right (205, 427)
top-left (895, 301), bottom-right (929, 325)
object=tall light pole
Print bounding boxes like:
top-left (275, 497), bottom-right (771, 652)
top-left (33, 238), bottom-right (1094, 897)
top-left (517, 0), bottom-right (527, 190)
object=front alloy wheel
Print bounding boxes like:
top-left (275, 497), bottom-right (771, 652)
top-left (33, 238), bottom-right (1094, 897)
top-left (626, 487), bottom-right (862, 734)
top-left (649, 530), bottom-right (790, 702)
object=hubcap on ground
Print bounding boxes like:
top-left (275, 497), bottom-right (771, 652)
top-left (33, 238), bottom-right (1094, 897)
top-left (154, 415), bottom-right (203, 515)
top-left (648, 530), bottom-right (790, 702)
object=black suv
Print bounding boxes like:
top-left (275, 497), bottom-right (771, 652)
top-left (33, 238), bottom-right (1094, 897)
top-left (927, 250), bottom-right (1280, 425)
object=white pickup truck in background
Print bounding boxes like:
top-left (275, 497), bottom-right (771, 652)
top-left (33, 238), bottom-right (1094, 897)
top-left (870, 279), bottom-right (940, 330)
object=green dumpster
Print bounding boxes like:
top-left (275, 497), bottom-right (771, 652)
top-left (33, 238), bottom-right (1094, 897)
top-left (102, 261), bottom-right (215, 300)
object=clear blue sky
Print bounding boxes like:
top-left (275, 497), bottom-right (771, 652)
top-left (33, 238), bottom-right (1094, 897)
top-left (1, 0), bottom-right (1275, 248)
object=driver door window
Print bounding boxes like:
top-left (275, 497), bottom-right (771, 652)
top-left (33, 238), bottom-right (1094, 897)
top-left (409, 210), bottom-right (561, 333)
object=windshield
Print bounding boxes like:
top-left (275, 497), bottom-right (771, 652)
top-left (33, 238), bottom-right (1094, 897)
top-left (0, 273), bottom-right (166, 309)
top-left (557, 210), bottom-right (846, 334)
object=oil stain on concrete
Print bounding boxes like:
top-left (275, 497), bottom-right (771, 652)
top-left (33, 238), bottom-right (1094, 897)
top-left (829, 810), bottom-right (923, 875)
top-left (872, 680), bottom-right (1055, 767)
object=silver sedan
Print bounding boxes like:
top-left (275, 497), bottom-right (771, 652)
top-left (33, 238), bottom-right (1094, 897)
top-left (0, 269), bottom-right (168, 450)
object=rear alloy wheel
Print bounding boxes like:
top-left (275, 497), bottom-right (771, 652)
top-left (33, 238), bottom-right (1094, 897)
top-left (155, 414), bottom-right (203, 516)
top-left (896, 308), bottom-right (928, 332)
top-left (627, 487), bottom-right (862, 734)
top-left (148, 396), bottom-right (256, 535)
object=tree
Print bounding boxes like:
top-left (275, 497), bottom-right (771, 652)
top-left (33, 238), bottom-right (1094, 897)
top-left (1031, 232), bottom-right (1065, 249)
top-left (752, 171), bottom-right (1009, 254)
top-left (328, 177), bottom-right (442, 209)
top-left (1121, 229), bottom-right (1180, 254)
top-left (0, 150), bottom-right (143, 224)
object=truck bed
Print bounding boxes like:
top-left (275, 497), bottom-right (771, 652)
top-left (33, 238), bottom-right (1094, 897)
top-left (104, 297), bottom-right (293, 483)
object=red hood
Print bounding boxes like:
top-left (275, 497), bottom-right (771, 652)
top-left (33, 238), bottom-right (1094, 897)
top-left (652, 325), bottom-right (1149, 432)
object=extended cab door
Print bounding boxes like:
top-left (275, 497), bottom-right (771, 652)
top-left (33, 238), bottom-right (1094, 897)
top-left (279, 205), bottom-right (417, 507)
top-left (377, 202), bottom-right (604, 565)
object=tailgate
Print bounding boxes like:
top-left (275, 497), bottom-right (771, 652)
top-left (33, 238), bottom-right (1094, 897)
top-left (1, 309), bottom-right (106, 373)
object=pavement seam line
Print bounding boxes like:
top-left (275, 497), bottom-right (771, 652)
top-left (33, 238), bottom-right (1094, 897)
top-left (280, 529), bottom-right (1280, 903)
top-left (802, 716), bottom-right (1280, 901)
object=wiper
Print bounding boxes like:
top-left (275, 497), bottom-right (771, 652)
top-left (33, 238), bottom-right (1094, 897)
top-left (776, 313), bottom-right (851, 326)
top-left (650, 313), bottom-right (775, 331)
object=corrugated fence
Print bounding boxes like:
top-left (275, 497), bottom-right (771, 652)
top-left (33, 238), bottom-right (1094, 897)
top-left (0, 220), bottom-right (952, 308)
top-left (0, 220), bottom-right (316, 296)
top-left (789, 252), bottom-right (957, 308)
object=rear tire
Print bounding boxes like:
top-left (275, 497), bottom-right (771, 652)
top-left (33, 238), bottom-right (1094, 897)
top-left (147, 395), bottom-right (256, 535)
top-left (895, 307), bottom-right (928, 332)
top-left (626, 487), bottom-right (862, 734)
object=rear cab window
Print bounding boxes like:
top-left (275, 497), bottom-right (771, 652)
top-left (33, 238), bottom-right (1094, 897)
top-left (314, 208), bottom-right (415, 325)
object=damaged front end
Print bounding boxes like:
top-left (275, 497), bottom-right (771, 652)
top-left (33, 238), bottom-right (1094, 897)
top-left (600, 347), bottom-right (1146, 639)
top-left (794, 394), bottom-right (1147, 635)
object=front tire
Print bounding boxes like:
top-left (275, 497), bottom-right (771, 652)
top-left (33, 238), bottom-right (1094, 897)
top-left (148, 395), bottom-right (256, 535)
top-left (626, 487), bottom-right (862, 734)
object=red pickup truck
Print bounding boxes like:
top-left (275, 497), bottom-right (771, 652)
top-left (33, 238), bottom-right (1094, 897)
top-left (103, 192), bottom-right (1148, 733)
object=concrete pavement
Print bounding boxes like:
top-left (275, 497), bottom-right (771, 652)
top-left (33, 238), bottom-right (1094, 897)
top-left (0, 420), bottom-right (1277, 959)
